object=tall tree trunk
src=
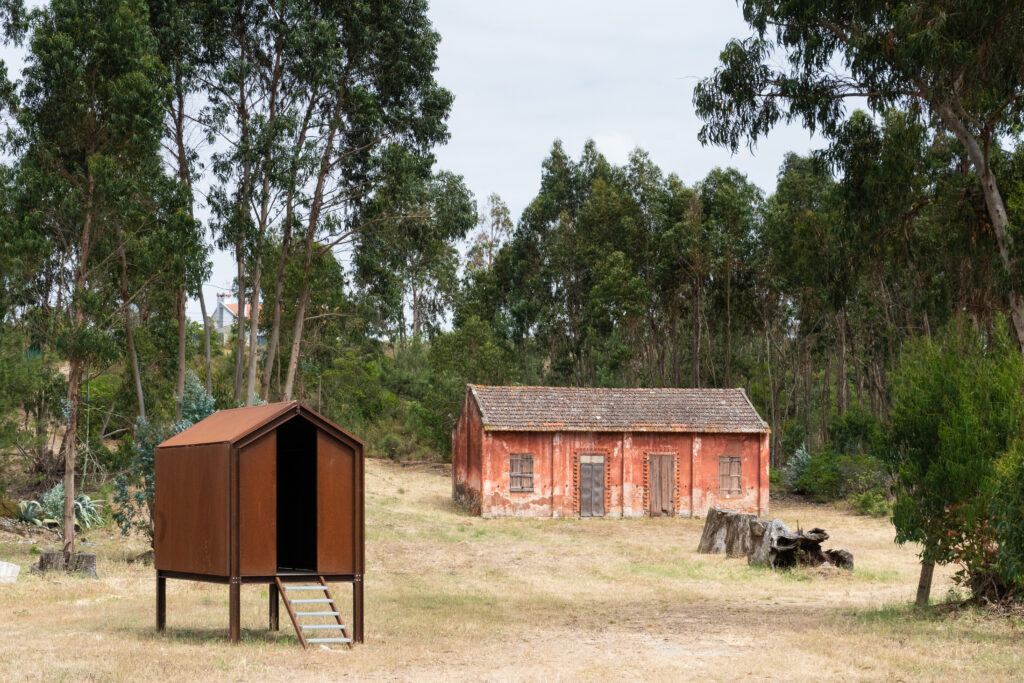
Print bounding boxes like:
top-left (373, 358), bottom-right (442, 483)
top-left (116, 225), bottom-right (145, 419)
top-left (61, 359), bottom-right (82, 562)
top-left (916, 560), bottom-right (935, 607)
top-left (837, 306), bottom-right (848, 416)
top-left (244, 45), bottom-right (283, 406)
top-left (283, 97), bottom-right (343, 400)
top-left (233, 246), bottom-right (246, 402)
top-left (935, 103), bottom-right (1024, 349)
top-left (261, 222), bottom-right (291, 400)
top-left (724, 266), bottom-right (732, 387)
top-left (822, 354), bottom-right (831, 443)
top-left (198, 287), bottom-right (212, 393)
top-left (245, 260), bottom-right (262, 405)
top-left (691, 277), bottom-right (701, 387)
top-left (62, 168), bottom-right (96, 563)
top-left (175, 290), bottom-right (186, 421)
top-left (262, 96), bottom-right (316, 400)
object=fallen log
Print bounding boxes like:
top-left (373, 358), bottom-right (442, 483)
top-left (698, 507), bottom-right (853, 571)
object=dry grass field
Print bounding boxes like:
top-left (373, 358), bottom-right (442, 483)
top-left (1, 459), bottom-right (1023, 681)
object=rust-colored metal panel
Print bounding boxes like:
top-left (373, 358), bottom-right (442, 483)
top-left (239, 431), bottom-right (276, 575)
top-left (154, 443), bottom-right (230, 575)
top-left (317, 430), bottom-right (359, 574)
top-left (160, 401), bottom-right (297, 448)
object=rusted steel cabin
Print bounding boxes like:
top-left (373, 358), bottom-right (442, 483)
top-left (153, 401), bottom-right (364, 645)
top-left (452, 385), bottom-right (769, 518)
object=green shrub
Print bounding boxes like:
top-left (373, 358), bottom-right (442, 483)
top-left (794, 448), bottom-right (843, 501)
top-left (784, 443), bottom-right (811, 491)
top-left (769, 467), bottom-right (782, 485)
top-left (851, 490), bottom-right (890, 517)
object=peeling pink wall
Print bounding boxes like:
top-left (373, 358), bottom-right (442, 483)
top-left (689, 433), bottom-right (764, 516)
top-left (453, 398), bottom-right (769, 518)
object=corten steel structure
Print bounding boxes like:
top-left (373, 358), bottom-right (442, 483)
top-left (452, 385), bottom-right (770, 519)
top-left (153, 401), bottom-right (364, 644)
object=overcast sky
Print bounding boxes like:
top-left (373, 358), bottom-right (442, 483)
top-left (4, 1), bottom-right (833, 320)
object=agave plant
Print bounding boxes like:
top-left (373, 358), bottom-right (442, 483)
top-left (16, 500), bottom-right (48, 526)
top-left (24, 482), bottom-right (105, 530)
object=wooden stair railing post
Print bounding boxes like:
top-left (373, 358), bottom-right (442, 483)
top-left (317, 576), bottom-right (352, 648)
top-left (275, 576), bottom-right (309, 649)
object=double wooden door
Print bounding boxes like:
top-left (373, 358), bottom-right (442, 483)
top-left (648, 454), bottom-right (675, 517)
top-left (579, 455), bottom-right (605, 518)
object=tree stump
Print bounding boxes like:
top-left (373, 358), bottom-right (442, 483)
top-left (697, 507), bottom-right (760, 557)
top-left (747, 518), bottom-right (792, 568)
top-left (698, 510), bottom-right (855, 571)
top-left (35, 550), bottom-right (98, 578)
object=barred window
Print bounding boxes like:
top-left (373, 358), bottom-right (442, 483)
top-left (719, 456), bottom-right (742, 495)
top-left (510, 453), bottom-right (534, 492)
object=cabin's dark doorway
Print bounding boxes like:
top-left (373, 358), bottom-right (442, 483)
top-left (276, 417), bottom-right (317, 571)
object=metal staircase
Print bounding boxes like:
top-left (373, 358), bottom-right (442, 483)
top-left (275, 576), bottom-right (352, 649)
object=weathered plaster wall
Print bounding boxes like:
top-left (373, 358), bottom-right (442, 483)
top-left (451, 392), bottom-right (484, 512)
top-left (627, 432), bottom-right (693, 517)
top-left (453, 407), bottom-right (770, 519)
top-left (689, 433), bottom-right (764, 516)
top-left (481, 431), bottom-right (553, 517)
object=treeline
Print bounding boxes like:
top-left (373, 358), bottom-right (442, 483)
top-left (0, 0), bottom-right (474, 555)
top-left (2, 0), bottom-right (1024, 504)
top-left (450, 111), bottom-right (1021, 466)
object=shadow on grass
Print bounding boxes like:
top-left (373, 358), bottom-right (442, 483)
top-left (138, 626), bottom-right (301, 647)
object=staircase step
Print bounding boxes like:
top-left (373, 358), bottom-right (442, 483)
top-left (307, 637), bottom-right (352, 644)
top-left (283, 585), bottom-right (328, 591)
top-left (302, 624), bottom-right (346, 630)
top-left (295, 611), bottom-right (339, 617)
top-left (290, 598), bottom-right (334, 604)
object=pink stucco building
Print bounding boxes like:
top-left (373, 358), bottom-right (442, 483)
top-left (452, 385), bottom-right (770, 519)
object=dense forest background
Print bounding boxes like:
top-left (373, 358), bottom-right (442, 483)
top-left (2, 0), bottom-right (1024, 513)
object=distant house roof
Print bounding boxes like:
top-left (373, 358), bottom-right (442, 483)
top-left (468, 385), bottom-right (769, 433)
top-left (158, 400), bottom-right (362, 448)
top-left (224, 302), bottom-right (261, 318)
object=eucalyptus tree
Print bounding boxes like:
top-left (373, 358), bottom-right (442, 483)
top-left (277, 0), bottom-right (456, 401)
top-left (14, 0), bottom-right (169, 559)
top-left (694, 0), bottom-right (1024, 348)
top-left (147, 0), bottom-right (227, 400)
top-left (355, 170), bottom-right (476, 344)
top-left (466, 194), bottom-right (513, 276)
top-left (698, 167), bottom-right (761, 389)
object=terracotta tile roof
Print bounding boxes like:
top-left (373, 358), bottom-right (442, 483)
top-left (224, 302), bottom-right (262, 318)
top-left (468, 385), bottom-right (769, 433)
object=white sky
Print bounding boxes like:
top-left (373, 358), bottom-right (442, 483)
top-left (4, 1), bottom-right (834, 321)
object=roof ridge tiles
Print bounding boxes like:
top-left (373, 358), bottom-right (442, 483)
top-left (467, 384), bottom-right (767, 433)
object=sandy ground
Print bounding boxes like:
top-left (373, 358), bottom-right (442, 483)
top-left (1, 459), bottom-right (1022, 681)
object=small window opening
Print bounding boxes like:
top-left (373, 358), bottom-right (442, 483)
top-left (510, 453), bottom-right (534, 492)
top-left (719, 456), bottom-right (742, 495)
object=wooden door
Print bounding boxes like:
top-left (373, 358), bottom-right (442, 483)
top-left (317, 430), bottom-right (359, 574)
top-left (579, 455), bottom-right (605, 518)
top-left (648, 454), bottom-right (674, 517)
